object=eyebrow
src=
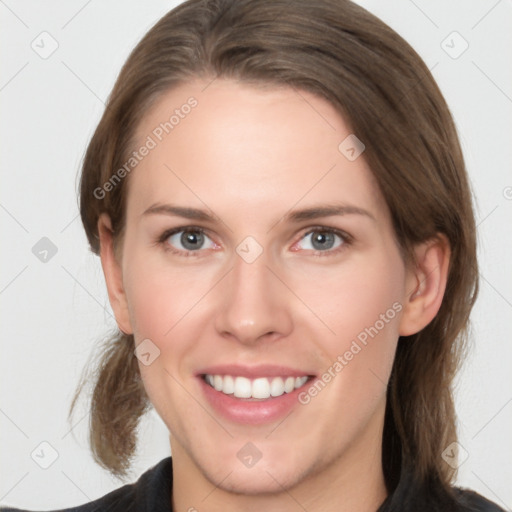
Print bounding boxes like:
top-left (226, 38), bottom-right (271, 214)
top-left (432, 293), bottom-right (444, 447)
top-left (142, 202), bottom-right (375, 223)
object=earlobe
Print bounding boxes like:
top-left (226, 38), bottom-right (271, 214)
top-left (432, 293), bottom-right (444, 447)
top-left (398, 235), bottom-right (450, 336)
top-left (97, 213), bottom-right (133, 335)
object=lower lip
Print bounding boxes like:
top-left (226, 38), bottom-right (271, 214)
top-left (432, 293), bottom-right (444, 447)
top-left (198, 376), bottom-right (313, 425)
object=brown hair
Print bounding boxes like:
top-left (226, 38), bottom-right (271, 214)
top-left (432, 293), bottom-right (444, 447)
top-left (71, 0), bottom-right (478, 502)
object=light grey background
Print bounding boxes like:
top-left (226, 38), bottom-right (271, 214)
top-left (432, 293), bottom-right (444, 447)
top-left (1, 0), bottom-right (511, 509)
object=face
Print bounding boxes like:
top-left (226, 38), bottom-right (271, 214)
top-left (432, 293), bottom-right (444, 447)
top-left (99, 78), bottom-right (445, 500)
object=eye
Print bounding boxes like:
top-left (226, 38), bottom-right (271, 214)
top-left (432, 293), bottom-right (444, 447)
top-left (158, 226), bottom-right (350, 257)
top-left (160, 227), bottom-right (218, 254)
top-left (294, 228), bottom-right (349, 254)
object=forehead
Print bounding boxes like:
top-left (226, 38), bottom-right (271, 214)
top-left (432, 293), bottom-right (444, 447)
top-left (127, 78), bottom-right (386, 222)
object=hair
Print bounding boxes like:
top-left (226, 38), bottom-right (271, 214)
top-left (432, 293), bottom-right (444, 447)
top-left (71, 0), bottom-right (478, 507)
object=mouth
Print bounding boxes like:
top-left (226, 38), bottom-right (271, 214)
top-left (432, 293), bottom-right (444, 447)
top-left (196, 365), bottom-right (317, 425)
top-left (201, 374), bottom-right (313, 400)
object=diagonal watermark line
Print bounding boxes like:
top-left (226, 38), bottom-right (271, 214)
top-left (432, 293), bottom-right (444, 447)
top-left (60, 213), bottom-right (80, 233)
top-left (61, 471), bottom-right (91, 501)
top-left (0, 0), bottom-right (29, 28)
top-left (200, 470), bottom-right (234, 502)
top-left (61, 0), bottom-right (93, 29)
top-left (288, 83), bottom-right (337, 131)
top-left (0, 472), bottom-right (29, 501)
top-left (0, 408), bottom-right (29, 439)
top-left (480, 273), bottom-right (512, 309)
top-left (368, 368), bottom-right (386, 386)
top-left (201, 76), bottom-right (217, 93)
top-left (265, 470), bottom-right (309, 511)
top-left (162, 368), bottom-right (234, 438)
top-left (61, 411), bottom-right (89, 440)
top-left (266, 164), bottom-right (337, 234)
top-left (471, 471), bottom-right (510, 510)
top-left (0, 203), bottom-right (29, 233)
top-left (164, 267), bottom-right (234, 336)
top-left (61, 61), bottom-right (105, 105)
top-left (164, 164), bottom-right (233, 233)
top-left (472, 396), bottom-right (512, 439)
top-left (408, 0), bottom-right (439, 29)
top-left (471, 0), bottom-right (502, 30)
top-left (0, 61), bottom-right (29, 92)
top-left (265, 265), bottom-right (336, 335)
top-left (265, 410), bottom-right (295, 438)
top-left (0, 265), bottom-right (28, 295)
top-left (472, 61), bottom-right (512, 105)
top-left (60, 265), bottom-right (114, 318)
top-left (476, 205), bottom-right (499, 228)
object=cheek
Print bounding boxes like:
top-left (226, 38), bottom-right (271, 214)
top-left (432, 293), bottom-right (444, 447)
top-left (294, 257), bottom-right (404, 432)
top-left (122, 244), bottom-right (217, 341)
top-left (123, 267), bottom-right (173, 341)
top-left (291, 248), bottom-right (405, 413)
top-left (122, 250), bottom-right (212, 420)
top-left (291, 250), bottom-right (405, 351)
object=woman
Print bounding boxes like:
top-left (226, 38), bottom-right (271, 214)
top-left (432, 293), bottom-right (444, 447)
top-left (2, 0), bottom-right (506, 510)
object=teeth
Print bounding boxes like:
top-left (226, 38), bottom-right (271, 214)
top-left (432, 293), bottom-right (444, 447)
top-left (204, 374), bottom-right (309, 399)
top-left (270, 377), bottom-right (285, 397)
top-left (234, 376), bottom-right (252, 398)
top-left (213, 375), bottom-right (223, 391)
top-left (251, 377), bottom-right (270, 399)
top-left (284, 376), bottom-right (295, 393)
top-left (223, 375), bottom-right (235, 394)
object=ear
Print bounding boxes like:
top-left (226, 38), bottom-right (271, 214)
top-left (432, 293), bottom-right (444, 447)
top-left (97, 213), bottom-right (133, 335)
top-left (399, 235), bottom-right (450, 336)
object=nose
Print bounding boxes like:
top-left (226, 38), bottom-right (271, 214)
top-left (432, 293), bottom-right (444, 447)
top-left (214, 248), bottom-right (293, 346)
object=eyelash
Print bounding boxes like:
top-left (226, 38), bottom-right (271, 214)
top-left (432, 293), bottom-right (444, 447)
top-left (156, 225), bottom-right (353, 258)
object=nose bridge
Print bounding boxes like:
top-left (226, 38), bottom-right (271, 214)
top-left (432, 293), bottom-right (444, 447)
top-left (214, 245), bottom-right (293, 344)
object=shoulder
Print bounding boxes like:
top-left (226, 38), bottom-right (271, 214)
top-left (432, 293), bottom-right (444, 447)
top-left (453, 487), bottom-right (507, 512)
top-left (0, 457), bottom-right (173, 512)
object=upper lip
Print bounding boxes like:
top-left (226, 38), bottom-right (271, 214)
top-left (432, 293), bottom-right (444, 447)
top-left (197, 364), bottom-right (316, 379)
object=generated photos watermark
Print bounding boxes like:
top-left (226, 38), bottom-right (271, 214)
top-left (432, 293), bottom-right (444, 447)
top-left (93, 96), bottom-right (198, 200)
top-left (298, 301), bottom-right (403, 405)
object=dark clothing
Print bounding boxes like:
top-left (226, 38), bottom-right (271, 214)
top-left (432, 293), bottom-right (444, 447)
top-left (1, 458), bottom-right (173, 512)
top-left (0, 457), bottom-right (506, 511)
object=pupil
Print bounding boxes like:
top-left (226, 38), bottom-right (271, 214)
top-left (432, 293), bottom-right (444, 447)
top-left (312, 231), bottom-right (334, 250)
top-left (181, 231), bottom-right (204, 250)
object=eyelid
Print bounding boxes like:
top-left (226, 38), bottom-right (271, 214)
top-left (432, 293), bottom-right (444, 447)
top-left (157, 224), bottom-right (353, 257)
top-left (157, 225), bottom-right (219, 256)
top-left (299, 225), bottom-right (353, 243)
top-left (157, 225), bottom-right (208, 243)
top-left (290, 225), bottom-right (353, 255)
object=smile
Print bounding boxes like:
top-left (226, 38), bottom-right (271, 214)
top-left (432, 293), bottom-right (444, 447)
top-left (203, 374), bottom-right (310, 400)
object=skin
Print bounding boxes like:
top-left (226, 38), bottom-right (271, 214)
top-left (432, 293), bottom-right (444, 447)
top-left (98, 79), bottom-right (450, 512)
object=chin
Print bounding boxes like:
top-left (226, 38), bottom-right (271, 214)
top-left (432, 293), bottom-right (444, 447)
top-left (215, 468), bottom-right (300, 496)
top-left (199, 452), bottom-right (312, 496)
